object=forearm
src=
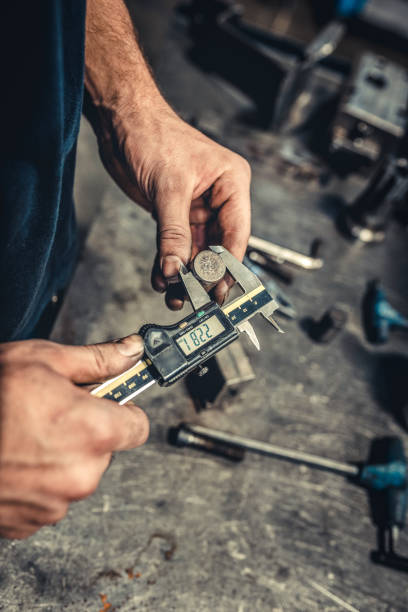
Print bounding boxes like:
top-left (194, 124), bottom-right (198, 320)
top-left (84, 0), bottom-right (169, 135)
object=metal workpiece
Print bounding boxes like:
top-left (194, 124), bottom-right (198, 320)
top-left (248, 235), bottom-right (324, 270)
top-left (191, 249), bottom-right (226, 286)
top-left (273, 19), bottom-right (346, 131)
top-left (331, 53), bottom-right (408, 170)
top-left (175, 423), bottom-right (359, 477)
top-left (185, 341), bottom-right (255, 411)
top-left (168, 425), bottom-right (245, 462)
top-left (340, 156), bottom-right (408, 243)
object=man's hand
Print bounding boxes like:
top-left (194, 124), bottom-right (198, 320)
top-left (0, 335), bottom-right (148, 539)
top-left (85, 0), bottom-right (251, 310)
top-left (96, 107), bottom-right (251, 310)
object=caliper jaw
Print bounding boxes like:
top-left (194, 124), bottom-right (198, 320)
top-left (209, 246), bottom-right (284, 340)
top-left (179, 264), bottom-right (211, 311)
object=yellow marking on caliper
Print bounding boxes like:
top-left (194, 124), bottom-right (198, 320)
top-left (91, 360), bottom-right (149, 398)
top-left (222, 285), bottom-right (265, 315)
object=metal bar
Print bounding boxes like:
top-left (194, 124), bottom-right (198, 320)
top-left (184, 423), bottom-right (359, 477)
top-left (248, 235), bottom-right (323, 270)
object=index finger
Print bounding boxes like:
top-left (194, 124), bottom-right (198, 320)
top-left (210, 170), bottom-right (251, 302)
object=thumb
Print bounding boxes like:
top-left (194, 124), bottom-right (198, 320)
top-left (50, 334), bottom-right (145, 384)
top-left (153, 186), bottom-right (193, 288)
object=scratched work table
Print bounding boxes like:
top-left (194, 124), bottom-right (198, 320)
top-left (1, 12), bottom-right (408, 612)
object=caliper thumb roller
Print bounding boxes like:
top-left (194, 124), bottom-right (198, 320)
top-left (91, 247), bottom-right (282, 404)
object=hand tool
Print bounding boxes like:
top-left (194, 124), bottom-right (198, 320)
top-left (339, 156), bottom-right (408, 243)
top-left (91, 247), bottom-right (283, 405)
top-left (243, 256), bottom-right (297, 319)
top-left (171, 424), bottom-right (408, 571)
top-left (248, 235), bottom-right (324, 271)
top-left (362, 280), bottom-right (408, 344)
top-left (305, 305), bottom-right (348, 343)
top-left (171, 424), bottom-right (407, 490)
top-left (246, 250), bottom-right (294, 285)
top-left (369, 437), bottom-right (408, 572)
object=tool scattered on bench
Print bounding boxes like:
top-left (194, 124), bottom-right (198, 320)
top-left (91, 247), bottom-right (283, 404)
top-left (304, 305), bottom-right (348, 343)
top-left (362, 280), bottom-right (408, 344)
top-left (169, 424), bottom-right (408, 572)
top-left (248, 235), bottom-right (324, 271)
top-left (339, 156), bottom-right (408, 243)
top-left (170, 423), bottom-right (405, 488)
top-left (185, 341), bottom-right (255, 412)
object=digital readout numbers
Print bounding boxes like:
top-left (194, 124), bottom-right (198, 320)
top-left (176, 315), bottom-right (225, 356)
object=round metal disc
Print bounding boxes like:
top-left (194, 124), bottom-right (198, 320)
top-left (192, 250), bottom-right (226, 284)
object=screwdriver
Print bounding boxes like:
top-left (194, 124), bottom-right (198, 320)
top-left (170, 425), bottom-right (408, 571)
top-left (171, 423), bottom-right (406, 490)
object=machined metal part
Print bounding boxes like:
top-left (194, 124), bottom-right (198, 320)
top-left (178, 423), bottom-right (359, 477)
top-left (168, 425), bottom-right (245, 461)
top-left (331, 53), bottom-right (408, 172)
top-left (192, 249), bottom-right (226, 286)
top-left (341, 156), bottom-right (408, 243)
top-left (182, 0), bottom-right (349, 130)
top-left (273, 19), bottom-right (346, 132)
top-left (248, 235), bottom-right (324, 270)
top-left (185, 340), bottom-right (255, 411)
top-left (246, 250), bottom-right (294, 284)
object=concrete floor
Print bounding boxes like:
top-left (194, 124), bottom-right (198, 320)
top-left (1, 2), bottom-right (408, 611)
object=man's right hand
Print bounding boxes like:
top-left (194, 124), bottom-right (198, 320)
top-left (0, 335), bottom-right (149, 539)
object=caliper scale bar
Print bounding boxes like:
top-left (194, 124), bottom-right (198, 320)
top-left (92, 247), bottom-right (281, 405)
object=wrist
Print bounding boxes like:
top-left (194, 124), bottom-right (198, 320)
top-left (84, 74), bottom-right (174, 143)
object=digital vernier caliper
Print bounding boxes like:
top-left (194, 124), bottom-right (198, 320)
top-left (91, 246), bottom-right (282, 405)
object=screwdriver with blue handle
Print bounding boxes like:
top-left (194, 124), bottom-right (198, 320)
top-left (170, 424), bottom-right (408, 571)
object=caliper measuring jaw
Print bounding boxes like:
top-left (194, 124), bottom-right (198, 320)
top-left (91, 246), bottom-right (283, 405)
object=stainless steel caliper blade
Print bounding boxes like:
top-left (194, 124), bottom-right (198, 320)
top-left (237, 320), bottom-right (261, 350)
top-left (210, 245), bottom-right (284, 332)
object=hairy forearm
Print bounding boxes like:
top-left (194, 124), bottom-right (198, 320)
top-left (85, 0), bottom-right (169, 132)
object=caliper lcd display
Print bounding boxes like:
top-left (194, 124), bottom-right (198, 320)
top-left (176, 315), bottom-right (226, 356)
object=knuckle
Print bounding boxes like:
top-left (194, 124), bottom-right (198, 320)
top-left (91, 420), bottom-right (117, 452)
top-left (128, 406), bottom-right (150, 447)
top-left (158, 170), bottom-right (189, 197)
top-left (159, 223), bottom-right (190, 247)
top-left (66, 466), bottom-right (100, 500)
top-left (88, 344), bottom-right (110, 378)
top-left (236, 154), bottom-right (251, 178)
top-left (45, 503), bottom-right (68, 525)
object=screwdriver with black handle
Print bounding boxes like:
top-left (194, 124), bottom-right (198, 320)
top-left (169, 424), bottom-right (408, 571)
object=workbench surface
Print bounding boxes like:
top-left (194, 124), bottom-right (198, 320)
top-left (1, 4), bottom-right (407, 611)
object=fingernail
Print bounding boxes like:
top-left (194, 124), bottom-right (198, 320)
top-left (161, 255), bottom-right (183, 283)
top-left (215, 280), bottom-right (230, 305)
top-left (116, 334), bottom-right (144, 357)
top-left (155, 277), bottom-right (167, 293)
